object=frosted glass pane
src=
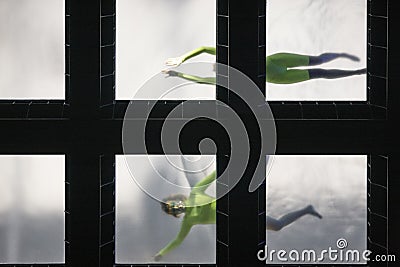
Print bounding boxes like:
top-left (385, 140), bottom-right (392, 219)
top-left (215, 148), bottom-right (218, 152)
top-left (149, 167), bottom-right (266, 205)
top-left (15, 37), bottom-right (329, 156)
top-left (0, 155), bottom-right (65, 264)
top-left (116, 0), bottom-right (216, 100)
top-left (0, 0), bottom-right (65, 99)
top-left (265, 155), bottom-right (367, 264)
top-left (266, 0), bottom-right (367, 101)
top-left (116, 155), bottom-right (216, 264)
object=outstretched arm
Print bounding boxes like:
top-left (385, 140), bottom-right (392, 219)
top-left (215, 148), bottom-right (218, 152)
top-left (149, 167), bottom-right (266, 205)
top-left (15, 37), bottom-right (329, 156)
top-left (166, 46), bottom-right (216, 67)
top-left (163, 69), bottom-right (216, 85)
top-left (192, 170), bottom-right (216, 194)
top-left (154, 220), bottom-right (193, 261)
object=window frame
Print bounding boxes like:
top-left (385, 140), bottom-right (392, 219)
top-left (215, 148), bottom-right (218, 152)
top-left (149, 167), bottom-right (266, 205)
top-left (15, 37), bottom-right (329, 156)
top-left (0, 0), bottom-right (394, 266)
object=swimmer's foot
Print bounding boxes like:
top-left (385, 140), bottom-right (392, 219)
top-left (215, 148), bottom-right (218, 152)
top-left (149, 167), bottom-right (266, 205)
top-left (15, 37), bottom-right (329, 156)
top-left (306, 205), bottom-right (323, 219)
top-left (355, 68), bottom-right (367, 75)
top-left (338, 53), bottom-right (360, 62)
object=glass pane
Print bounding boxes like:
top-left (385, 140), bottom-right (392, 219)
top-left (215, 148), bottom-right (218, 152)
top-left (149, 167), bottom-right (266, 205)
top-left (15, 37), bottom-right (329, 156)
top-left (0, 0), bottom-right (65, 99)
top-left (0, 155), bottom-right (65, 264)
top-left (116, 155), bottom-right (216, 264)
top-left (265, 155), bottom-right (367, 264)
top-left (116, 0), bottom-right (216, 100)
top-left (266, 0), bottom-right (367, 101)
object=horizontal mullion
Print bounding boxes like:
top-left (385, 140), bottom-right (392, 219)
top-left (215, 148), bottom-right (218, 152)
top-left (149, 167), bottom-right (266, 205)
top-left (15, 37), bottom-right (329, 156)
top-left (0, 120), bottom-right (389, 154)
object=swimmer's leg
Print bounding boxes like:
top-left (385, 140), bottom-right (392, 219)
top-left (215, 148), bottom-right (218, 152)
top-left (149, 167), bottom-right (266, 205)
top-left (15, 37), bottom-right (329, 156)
top-left (267, 52), bottom-right (360, 68)
top-left (309, 53), bottom-right (360, 66)
top-left (267, 69), bottom-right (310, 84)
top-left (266, 205), bottom-right (322, 231)
top-left (308, 68), bottom-right (366, 80)
top-left (268, 68), bottom-right (366, 84)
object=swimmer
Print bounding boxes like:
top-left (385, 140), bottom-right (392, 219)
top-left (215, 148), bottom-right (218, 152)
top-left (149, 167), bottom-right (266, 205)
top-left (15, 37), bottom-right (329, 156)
top-left (162, 46), bottom-right (366, 84)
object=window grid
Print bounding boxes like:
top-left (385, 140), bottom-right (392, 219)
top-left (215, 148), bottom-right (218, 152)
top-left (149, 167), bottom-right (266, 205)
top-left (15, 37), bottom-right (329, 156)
top-left (0, 0), bottom-right (393, 265)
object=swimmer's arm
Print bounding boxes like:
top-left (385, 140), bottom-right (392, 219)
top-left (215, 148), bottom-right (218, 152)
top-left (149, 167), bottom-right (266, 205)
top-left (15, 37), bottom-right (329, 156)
top-left (177, 73), bottom-right (216, 85)
top-left (181, 46), bottom-right (216, 63)
top-left (163, 70), bottom-right (216, 85)
top-left (192, 170), bottom-right (216, 193)
top-left (166, 46), bottom-right (216, 66)
top-left (154, 220), bottom-right (193, 260)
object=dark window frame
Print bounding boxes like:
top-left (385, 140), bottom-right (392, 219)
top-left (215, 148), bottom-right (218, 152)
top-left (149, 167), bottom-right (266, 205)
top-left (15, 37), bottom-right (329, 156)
top-left (0, 0), bottom-right (395, 266)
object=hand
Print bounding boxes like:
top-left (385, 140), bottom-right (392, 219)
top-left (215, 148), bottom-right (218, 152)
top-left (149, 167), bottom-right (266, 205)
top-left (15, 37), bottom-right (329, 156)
top-left (154, 253), bottom-right (162, 262)
top-left (162, 68), bottom-right (179, 77)
top-left (165, 56), bottom-right (184, 67)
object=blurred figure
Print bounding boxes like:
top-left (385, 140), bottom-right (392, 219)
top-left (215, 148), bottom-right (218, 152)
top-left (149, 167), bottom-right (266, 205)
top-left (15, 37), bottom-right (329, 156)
top-left (154, 170), bottom-right (322, 261)
top-left (163, 46), bottom-right (366, 84)
top-left (154, 170), bottom-right (216, 261)
top-left (267, 205), bottom-right (322, 231)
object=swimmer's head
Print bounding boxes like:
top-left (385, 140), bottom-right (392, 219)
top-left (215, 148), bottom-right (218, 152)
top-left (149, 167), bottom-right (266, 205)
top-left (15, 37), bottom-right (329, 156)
top-left (160, 194), bottom-right (187, 218)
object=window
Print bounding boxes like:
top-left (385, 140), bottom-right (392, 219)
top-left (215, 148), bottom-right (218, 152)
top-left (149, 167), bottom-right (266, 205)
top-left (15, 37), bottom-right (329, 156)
top-left (115, 155), bottom-right (216, 264)
top-left (265, 155), bottom-right (367, 264)
top-left (263, 0), bottom-right (387, 120)
top-left (0, 0), bottom-right (65, 100)
top-left (116, 0), bottom-right (216, 100)
top-left (0, 155), bottom-right (65, 264)
top-left (266, 0), bottom-right (367, 101)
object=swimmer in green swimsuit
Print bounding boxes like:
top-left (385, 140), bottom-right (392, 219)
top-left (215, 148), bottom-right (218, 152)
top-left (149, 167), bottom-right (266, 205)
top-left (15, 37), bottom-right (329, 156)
top-left (154, 170), bottom-right (322, 261)
top-left (154, 170), bottom-right (216, 261)
top-left (162, 46), bottom-right (366, 84)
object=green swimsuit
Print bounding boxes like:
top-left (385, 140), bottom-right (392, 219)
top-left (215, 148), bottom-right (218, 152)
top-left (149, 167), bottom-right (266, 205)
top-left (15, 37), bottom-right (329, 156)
top-left (266, 53), bottom-right (311, 84)
top-left (156, 170), bottom-right (216, 257)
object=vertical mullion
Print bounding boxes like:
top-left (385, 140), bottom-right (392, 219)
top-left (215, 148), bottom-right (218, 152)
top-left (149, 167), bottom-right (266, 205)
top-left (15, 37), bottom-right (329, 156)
top-left (387, 0), bottom-right (398, 257)
top-left (216, 1), bottom-right (230, 265)
top-left (68, 151), bottom-right (101, 266)
top-left (70, 0), bottom-right (101, 119)
top-left (228, 0), bottom-right (262, 266)
top-left (99, 154), bottom-right (116, 266)
top-left (68, 0), bottom-right (101, 266)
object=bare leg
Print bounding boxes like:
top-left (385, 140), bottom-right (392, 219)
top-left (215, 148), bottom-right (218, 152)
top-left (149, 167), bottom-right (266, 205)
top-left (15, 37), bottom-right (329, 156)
top-left (267, 205), bottom-right (322, 231)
